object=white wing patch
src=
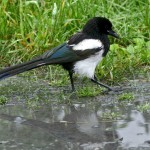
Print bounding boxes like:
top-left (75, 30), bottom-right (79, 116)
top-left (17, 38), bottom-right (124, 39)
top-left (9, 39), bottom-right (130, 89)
top-left (72, 39), bottom-right (102, 51)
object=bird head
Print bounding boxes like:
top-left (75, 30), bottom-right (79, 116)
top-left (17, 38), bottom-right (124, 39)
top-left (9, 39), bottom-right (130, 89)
top-left (83, 17), bottom-right (119, 39)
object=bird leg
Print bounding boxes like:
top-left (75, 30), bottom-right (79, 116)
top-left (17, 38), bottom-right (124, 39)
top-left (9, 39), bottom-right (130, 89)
top-left (68, 71), bottom-right (75, 91)
top-left (91, 75), bottom-right (112, 91)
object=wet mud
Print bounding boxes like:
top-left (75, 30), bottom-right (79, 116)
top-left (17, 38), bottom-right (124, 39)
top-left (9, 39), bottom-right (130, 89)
top-left (0, 76), bottom-right (150, 150)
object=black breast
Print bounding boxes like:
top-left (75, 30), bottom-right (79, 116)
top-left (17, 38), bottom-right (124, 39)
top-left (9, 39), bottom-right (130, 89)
top-left (62, 62), bottom-right (74, 72)
top-left (100, 35), bottom-right (110, 57)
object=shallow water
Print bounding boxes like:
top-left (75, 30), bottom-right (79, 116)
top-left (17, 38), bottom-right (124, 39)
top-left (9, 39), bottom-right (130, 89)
top-left (0, 77), bottom-right (150, 150)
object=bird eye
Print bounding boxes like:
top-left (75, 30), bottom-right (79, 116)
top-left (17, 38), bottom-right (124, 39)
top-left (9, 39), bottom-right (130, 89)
top-left (105, 25), bottom-right (109, 30)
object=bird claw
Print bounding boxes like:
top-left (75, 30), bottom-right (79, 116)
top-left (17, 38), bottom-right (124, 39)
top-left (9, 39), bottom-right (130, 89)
top-left (102, 86), bottom-right (123, 94)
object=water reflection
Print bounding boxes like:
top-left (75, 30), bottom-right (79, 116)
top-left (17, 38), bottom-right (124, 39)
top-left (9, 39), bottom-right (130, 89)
top-left (116, 110), bottom-right (150, 148)
top-left (0, 102), bottom-right (150, 150)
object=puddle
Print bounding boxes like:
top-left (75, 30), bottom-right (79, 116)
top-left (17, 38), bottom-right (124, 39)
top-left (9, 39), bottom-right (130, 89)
top-left (0, 76), bottom-right (150, 150)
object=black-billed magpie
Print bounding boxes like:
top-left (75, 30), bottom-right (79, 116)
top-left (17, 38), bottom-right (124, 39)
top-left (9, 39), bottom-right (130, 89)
top-left (0, 17), bottom-right (119, 91)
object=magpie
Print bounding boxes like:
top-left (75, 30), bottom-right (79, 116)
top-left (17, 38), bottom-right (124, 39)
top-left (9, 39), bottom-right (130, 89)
top-left (0, 17), bottom-right (119, 91)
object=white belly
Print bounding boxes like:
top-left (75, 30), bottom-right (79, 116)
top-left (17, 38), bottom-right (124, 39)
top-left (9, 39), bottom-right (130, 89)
top-left (73, 50), bottom-right (104, 78)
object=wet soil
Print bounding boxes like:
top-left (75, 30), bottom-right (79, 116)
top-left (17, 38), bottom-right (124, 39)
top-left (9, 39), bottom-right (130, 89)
top-left (0, 76), bottom-right (150, 150)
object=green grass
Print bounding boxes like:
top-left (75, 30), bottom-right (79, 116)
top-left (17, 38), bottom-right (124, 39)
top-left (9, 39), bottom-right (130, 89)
top-left (0, 0), bottom-right (150, 86)
top-left (77, 86), bottom-right (102, 97)
top-left (137, 102), bottom-right (150, 112)
top-left (0, 95), bottom-right (7, 105)
top-left (117, 92), bottom-right (134, 102)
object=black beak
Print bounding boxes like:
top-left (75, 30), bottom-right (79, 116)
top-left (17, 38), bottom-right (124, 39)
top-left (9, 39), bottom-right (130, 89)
top-left (107, 29), bottom-right (119, 38)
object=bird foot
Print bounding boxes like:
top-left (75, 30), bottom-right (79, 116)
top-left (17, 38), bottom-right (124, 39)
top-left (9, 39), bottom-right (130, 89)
top-left (102, 86), bottom-right (123, 94)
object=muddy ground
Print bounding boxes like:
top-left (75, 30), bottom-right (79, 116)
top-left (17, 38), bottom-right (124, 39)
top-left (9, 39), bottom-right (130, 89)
top-left (0, 75), bottom-right (150, 150)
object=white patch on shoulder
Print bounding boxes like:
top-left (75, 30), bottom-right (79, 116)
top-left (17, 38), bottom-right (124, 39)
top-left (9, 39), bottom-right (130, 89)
top-left (73, 50), bottom-right (104, 78)
top-left (72, 39), bottom-right (102, 51)
top-left (69, 44), bottom-right (75, 47)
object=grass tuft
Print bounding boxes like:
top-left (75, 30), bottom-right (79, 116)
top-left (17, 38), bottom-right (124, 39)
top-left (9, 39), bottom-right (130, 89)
top-left (0, 96), bottom-right (8, 105)
top-left (117, 93), bottom-right (134, 102)
top-left (77, 86), bottom-right (102, 97)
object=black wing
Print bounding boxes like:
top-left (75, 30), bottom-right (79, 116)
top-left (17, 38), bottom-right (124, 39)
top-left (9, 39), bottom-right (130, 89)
top-left (40, 32), bottom-right (103, 64)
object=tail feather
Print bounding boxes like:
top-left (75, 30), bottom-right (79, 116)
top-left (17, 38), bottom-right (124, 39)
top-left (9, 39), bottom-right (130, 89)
top-left (0, 58), bottom-right (45, 80)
